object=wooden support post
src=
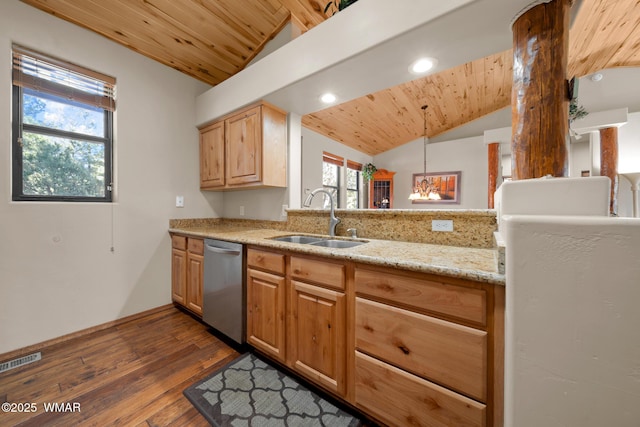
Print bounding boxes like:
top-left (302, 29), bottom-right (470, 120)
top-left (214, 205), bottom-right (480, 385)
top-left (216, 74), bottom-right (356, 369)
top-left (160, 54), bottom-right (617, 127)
top-left (600, 127), bottom-right (619, 215)
top-left (511, 0), bottom-right (572, 180)
top-left (488, 142), bottom-right (500, 208)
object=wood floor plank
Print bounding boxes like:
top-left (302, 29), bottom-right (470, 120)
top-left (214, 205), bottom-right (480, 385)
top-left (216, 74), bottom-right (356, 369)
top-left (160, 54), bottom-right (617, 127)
top-left (109, 351), bottom-right (240, 426)
top-left (0, 306), bottom-right (236, 427)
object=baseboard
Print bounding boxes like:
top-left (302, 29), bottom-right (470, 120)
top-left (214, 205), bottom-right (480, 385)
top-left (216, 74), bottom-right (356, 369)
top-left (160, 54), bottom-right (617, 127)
top-left (0, 304), bottom-right (175, 363)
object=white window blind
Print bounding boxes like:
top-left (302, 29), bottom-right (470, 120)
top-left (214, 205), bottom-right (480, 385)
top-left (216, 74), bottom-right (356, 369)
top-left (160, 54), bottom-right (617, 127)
top-left (12, 45), bottom-right (116, 111)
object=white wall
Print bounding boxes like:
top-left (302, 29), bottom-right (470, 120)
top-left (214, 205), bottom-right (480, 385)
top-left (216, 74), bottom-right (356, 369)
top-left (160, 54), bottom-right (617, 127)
top-left (222, 188), bottom-right (289, 220)
top-left (569, 140), bottom-right (591, 177)
top-left (567, 112), bottom-right (640, 217)
top-left (301, 128), bottom-right (373, 208)
top-left (504, 215), bottom-right (640, 427)
top-left (373, 135), bottom-right (488, 209)
top-left (617, 112), bottom-right (640, 217)
top-left (0, 2), bottom-right (220, 353)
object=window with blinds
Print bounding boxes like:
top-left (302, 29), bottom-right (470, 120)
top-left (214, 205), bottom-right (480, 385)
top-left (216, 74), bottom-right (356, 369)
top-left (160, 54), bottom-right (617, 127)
top-left (11, 45), bottom-right (115, 202)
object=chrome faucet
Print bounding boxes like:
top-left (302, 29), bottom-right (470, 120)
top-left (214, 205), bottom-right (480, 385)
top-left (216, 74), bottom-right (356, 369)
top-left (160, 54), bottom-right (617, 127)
top-left (303, 188), bottom-right (341, 237)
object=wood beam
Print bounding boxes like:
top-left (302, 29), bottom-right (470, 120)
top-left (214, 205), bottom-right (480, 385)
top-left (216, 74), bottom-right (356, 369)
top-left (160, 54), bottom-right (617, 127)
top-left (511, 0), bottom-right (572, 180)
top-left (487, 142), bottom-right (500, 208)
top-left (600, 127), bottom-right (619, 215)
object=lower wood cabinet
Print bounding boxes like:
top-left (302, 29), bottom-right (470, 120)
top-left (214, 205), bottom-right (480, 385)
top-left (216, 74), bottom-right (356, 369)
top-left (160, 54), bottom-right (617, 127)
top-left (171, 236), bottom-right (187, 305)
top-left (246, 267), bottom-right (286, 362)
top-left (354, 265), bottom-right (504, 427)
top-left (186, 239), bottom-right (204, 315)
top-left (289, 279), bottom-right (346, 396)
top-left (244, 246), bottom-right (504, 427)
top-left (171, 234), bottom-right (203, 317)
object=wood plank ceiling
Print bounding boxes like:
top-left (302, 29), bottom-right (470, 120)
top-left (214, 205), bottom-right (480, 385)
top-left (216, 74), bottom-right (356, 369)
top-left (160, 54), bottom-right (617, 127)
top-left (21, 0), bottom-right (640, 156)
top-left (304, 0), bottom-right (640, 155)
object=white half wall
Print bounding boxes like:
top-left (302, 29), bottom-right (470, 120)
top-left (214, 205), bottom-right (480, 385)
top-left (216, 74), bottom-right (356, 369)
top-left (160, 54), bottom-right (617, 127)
top-left (504, 215), bottom-right (640, 427)
top-left (0, 2), bottom-right (220, 353)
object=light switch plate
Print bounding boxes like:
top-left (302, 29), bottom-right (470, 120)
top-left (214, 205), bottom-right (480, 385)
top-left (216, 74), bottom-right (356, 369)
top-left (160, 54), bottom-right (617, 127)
top-left (432, 219), bottom-right (453, 232)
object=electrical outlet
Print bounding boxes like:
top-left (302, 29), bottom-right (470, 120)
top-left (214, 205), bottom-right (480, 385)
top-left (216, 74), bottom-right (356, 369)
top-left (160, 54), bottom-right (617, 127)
top-left (175, 196), bottom-right (184, 208)
top-left (432, 219), bottom-right (453, 232)
top-left (239, 206), bottom-right (245, 216)
top-left (281, 204), bottom-right (288, 217)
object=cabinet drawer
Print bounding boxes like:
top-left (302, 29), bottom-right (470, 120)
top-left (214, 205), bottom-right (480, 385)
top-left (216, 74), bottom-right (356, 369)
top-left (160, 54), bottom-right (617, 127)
top-left (355, 297), bottom-right (487, 401)
top-left (187, 238), bottom-right (204, 255)
top-left (171, 235), bottom-right (187, 250)
top-left (355, 267), bottom-right (486, 325)
top-left (355, 351), bottom-right (485, 427)
top-left (247, 248), bottom-right (285, 275)
top-left (290, 256), bottom-right (345, 291)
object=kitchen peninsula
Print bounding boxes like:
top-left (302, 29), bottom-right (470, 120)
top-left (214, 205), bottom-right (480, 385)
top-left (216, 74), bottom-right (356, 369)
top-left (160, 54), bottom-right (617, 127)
top-left (169, 209), bottom-right (505, 426)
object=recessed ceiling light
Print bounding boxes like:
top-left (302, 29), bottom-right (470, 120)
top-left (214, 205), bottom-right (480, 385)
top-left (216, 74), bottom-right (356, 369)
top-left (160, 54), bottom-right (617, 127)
top-left (320, 93), bottom-right (337, 104)
top-left (409, 57), bottom-right (437, 75)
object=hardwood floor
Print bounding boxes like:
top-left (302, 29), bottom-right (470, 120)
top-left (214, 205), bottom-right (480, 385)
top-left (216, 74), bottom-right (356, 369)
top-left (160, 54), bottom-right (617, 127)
top-left (0, 306), bottom-right (241, 426)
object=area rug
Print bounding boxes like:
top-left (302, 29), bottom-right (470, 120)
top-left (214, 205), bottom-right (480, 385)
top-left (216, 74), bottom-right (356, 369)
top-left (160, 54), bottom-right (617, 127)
top-left (184, 353), bottom-right (364, 426)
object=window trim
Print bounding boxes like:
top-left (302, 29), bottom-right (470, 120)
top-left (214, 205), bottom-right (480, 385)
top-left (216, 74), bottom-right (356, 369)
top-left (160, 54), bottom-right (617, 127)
top-left (11, 47), bottom-right (114, 203)
top-left (322, 152), bottom-right (342, 208)
top-left (346, 161), bottom-right (362, 209)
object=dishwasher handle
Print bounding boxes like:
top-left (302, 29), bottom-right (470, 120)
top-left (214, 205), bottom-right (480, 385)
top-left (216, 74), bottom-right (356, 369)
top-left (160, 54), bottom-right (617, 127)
top-left (205, 243), bottom-right (241, 256)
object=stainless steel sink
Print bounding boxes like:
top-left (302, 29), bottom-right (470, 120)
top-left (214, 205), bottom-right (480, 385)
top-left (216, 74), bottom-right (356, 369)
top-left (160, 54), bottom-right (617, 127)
top-left (271, 235), bottom-right (367, 249)
top-left (271, 235), bottom-right (325, 244)
top-left (309, 239), bottom-right (366, 248)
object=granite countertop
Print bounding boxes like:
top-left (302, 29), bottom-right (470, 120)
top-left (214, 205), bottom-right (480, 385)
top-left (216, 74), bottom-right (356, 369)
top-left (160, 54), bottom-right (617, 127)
top-left (169, 224), bottom-right (505, 286)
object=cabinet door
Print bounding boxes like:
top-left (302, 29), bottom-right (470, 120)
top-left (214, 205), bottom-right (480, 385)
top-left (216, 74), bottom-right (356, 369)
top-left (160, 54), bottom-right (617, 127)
top-left (247, 268), bottom-right (285, 361)
top-left (226, 106), bottom-right (261, 185)
top-left (186, 252), bottom-right (204, 316)
top-left (290, 280), bottom-right (346, 396)
top-left (200, 121), bottom-right (225, 188)
top-left (171, 248), bottom-right (187, 305)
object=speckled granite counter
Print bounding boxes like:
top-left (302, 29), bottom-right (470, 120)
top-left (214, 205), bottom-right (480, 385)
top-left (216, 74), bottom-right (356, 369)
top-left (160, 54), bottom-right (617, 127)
top-left (169, 221), bottom-right (505, 286)
top-left (287, 209), bottom-right (497, 248)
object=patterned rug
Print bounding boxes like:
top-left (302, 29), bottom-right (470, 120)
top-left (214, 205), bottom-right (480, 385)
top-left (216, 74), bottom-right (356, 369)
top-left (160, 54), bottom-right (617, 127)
top-left (184, 353), bottom-right (363, 426)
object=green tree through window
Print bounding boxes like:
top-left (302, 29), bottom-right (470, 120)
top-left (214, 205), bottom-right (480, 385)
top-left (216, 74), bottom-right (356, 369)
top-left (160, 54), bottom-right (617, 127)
top-left (12, 45), bottom-right (114, 202)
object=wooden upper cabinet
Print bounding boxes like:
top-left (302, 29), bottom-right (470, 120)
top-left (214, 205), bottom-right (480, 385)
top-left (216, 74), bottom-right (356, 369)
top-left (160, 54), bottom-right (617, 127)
top-left (226, 106), bottom-right (261, 185)
top-left (199, 121), bottom-right (225, 188)
top-left (198, 101), bottom-right (287, 190)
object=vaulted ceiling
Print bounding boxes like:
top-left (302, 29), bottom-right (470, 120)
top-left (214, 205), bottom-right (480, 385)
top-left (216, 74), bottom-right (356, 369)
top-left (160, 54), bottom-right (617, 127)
top-left (303, 0), bottom-right (640, 155)
top-left (20, 0), bottom-right (331, 85)
top-left (21, 0), bottom-right (640, 155)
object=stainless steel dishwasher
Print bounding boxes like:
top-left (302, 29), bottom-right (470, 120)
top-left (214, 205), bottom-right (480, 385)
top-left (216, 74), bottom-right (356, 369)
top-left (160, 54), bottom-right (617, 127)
top-left (203, 239), bottom-right (245, 344)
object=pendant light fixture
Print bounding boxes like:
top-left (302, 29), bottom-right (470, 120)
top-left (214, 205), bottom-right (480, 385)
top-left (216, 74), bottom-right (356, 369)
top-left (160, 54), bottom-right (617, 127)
top-left (409, 104), bottom-right (441, 201)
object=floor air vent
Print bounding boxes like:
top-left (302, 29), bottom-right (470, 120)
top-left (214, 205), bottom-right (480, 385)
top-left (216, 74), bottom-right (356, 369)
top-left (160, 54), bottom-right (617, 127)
top-left (0, 352), bottom-right (42, 374)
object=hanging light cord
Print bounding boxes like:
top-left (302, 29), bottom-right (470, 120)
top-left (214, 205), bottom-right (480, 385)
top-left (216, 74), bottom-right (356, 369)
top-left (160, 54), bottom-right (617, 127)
top-left (421, 105), bottom-right (428, 175)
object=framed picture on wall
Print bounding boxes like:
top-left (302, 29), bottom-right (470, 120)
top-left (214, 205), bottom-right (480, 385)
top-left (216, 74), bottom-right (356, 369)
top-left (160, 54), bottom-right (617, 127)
top-left (410, 171), bottom-right (461, 204)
